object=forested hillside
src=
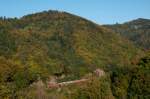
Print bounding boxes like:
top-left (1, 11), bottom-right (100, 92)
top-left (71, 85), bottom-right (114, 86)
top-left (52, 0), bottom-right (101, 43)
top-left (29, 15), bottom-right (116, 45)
top-left (0, 10), bottom-right (149, 99)
top-left (105, 18), bottom-right (150, 49)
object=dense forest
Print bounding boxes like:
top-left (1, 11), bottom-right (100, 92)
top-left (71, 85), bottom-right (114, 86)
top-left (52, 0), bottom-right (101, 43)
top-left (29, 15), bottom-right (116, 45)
top-left (105, 18), bottom-right (150, 50)
top-left (0, 10), bottom-right (149, 99)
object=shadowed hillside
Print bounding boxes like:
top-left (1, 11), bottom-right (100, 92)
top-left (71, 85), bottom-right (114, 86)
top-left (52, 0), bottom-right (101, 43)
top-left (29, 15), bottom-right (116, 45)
top-left (105, 18), bottom-right (150, 50)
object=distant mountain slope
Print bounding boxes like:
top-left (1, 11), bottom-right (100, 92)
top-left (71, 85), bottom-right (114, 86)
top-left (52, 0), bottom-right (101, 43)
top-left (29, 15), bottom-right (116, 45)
top-left (105, 18), bottom-right (150, 49)
top-left (0, 10), bottom-right (142, 98)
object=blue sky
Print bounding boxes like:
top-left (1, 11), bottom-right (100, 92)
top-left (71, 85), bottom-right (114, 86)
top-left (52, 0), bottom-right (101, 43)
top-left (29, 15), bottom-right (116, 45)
top-left (0, 0), bottom-right (150, 24)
